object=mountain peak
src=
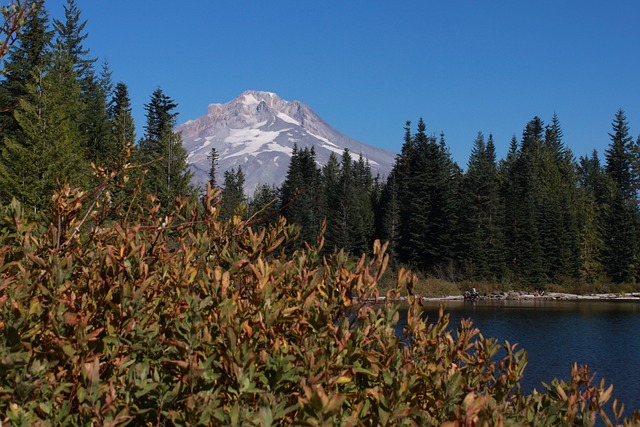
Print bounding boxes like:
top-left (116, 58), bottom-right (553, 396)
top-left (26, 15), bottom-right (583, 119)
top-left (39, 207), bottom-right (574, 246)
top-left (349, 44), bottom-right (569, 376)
top-left (239, 90), bottom-right (280, 106)
top-left (178, 91), bottom-right (395, 195)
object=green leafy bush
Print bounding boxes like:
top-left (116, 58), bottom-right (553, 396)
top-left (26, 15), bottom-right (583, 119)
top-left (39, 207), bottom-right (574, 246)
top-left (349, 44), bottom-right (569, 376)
top-left (1, 172), bottom-right (639, 425)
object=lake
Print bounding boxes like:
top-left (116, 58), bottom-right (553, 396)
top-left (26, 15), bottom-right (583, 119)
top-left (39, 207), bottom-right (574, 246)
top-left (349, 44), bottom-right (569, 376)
top-left (394, 299), bottom-right (640, 417)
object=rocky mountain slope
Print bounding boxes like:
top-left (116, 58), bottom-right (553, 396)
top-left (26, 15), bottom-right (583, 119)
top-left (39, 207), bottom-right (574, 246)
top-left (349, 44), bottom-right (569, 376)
top-left (177, 90), bottom-right (396, 195)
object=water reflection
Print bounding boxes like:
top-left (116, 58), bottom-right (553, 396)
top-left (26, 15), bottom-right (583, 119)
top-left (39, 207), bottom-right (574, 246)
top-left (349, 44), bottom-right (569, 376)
top-left (394, 300), bottom-right (640, 414)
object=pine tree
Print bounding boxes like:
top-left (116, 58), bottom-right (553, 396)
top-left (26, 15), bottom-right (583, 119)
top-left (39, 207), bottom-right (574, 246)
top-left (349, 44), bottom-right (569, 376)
top-left (500, 118), bottom-right (546, 285)
top-left (394, 118), bottom-right (458, 273)
top-left (0, 53), bottom-right (87, 210)
top-left (602, 109), bottom-right (638, 282)
top-left (606, 109), bottom-right (635, 201)
top-left (0, 1), bottom-right (51, 137)
top-left (207, 147), bottom-right (219, 189)
top-left (379, 168), bottom-right (400, 259)
top-left (52, 0), bottom-right (94, 79)
top-left (220, 167), bottom-right (246, 220)
top-left (538, 114), bottom-right (581, 281)
top-left (108, 81), bottom-right (136, 150)
top-left (247, 183), bottom-right (279, 226)
top-left (279, 145), bottom-right (322, 245)
top-left (52, 0), bottom-right (115, 167)
top-left (321, 152), bottom-right (342, 251)
top-left (138, 87), bottom-right (192, 211)
top-left (577, 151), bottom-right (607, 282)
top-left (82, 60), bottom-right (115, 165)
top-left (458, 132), bottom-right (503, 279)
top-left (352, 153), bottom-right (375, 254)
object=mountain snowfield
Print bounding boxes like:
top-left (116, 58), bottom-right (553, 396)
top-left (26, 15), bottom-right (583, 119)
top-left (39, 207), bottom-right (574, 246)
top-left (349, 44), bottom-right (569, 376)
top-left (177, 90), bottom-right (396, 195)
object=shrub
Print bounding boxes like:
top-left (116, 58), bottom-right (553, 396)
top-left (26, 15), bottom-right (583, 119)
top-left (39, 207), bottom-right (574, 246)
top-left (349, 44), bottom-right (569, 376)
top-left (1, 174), bottom-right (639, 425)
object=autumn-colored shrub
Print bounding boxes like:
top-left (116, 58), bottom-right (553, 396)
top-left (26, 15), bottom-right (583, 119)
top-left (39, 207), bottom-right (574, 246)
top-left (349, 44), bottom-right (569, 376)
top-left (1, 171), bottom-right (639, 425)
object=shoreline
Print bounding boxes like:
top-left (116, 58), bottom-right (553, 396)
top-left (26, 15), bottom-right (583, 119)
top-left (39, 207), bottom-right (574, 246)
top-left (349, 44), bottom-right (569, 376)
top-left (367, 291), bottom-right (640, 304)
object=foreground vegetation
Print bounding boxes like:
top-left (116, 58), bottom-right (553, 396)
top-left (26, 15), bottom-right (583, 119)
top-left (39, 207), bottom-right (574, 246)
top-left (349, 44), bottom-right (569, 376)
top-left (1, 170), bottom-right (639, 426)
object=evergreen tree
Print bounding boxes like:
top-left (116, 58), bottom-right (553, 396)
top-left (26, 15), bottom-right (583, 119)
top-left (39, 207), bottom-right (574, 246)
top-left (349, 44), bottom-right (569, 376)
top-left (138, 87), bottom-right (192, 211)
top-left (458, 132), bottom-right (503, 279)
top-left (0, 0), bottom-right (51, 136)
top-left (108, 81), bottom-right (135, 150)
top-left (52, 0), bottom-right (94, 79)
top-left (207, 146), bottom-right (219, 189)
top-left (352, 153), bottom-right (375, 254)
top-left (577, 151), bottom-right (607, 282)
top-left (247, 183), bottom-right (279, 226)
top-left (53, 0), bottom-right (113, 166)
top-left (500, 119), bottom-right (546, 285)
top-left (378, 168), bottom-right (400, 259)
top-left (0, 52), bottom-right (87, 210)
top-left (606, 109), bottom-right (636, 201)
top-left (82, 60), bottom-right (114, 165)
top-left (321, 152), bottom-right (342, 251)
top-left (220, 167), bottom-right (246, 221)
top-left (395, 118), bottom-right (458, 274)
top-left (602, 109), bottom-right (638, 282)
top-left (279, 145), bottom-right (322, 245)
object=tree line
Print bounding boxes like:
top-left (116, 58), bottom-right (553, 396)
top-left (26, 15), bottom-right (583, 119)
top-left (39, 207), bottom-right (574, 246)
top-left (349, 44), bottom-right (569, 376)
top-left (0, 0), bottom-right (192, 214)
top-left (218, 112), bottom-right (640, 288)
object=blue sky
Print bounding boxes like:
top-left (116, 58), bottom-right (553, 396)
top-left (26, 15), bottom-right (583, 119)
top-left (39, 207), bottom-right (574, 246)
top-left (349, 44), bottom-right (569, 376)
top-left (49, 0), bottom-right (640, 166)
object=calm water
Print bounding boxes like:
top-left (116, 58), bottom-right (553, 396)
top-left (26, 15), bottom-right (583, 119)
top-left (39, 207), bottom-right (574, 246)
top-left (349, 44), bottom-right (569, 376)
top-left (395, 300), bottom-right (640, 415)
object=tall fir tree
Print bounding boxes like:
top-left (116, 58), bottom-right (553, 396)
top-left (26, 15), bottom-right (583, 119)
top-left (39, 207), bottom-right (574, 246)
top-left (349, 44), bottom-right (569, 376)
top-left (279, 145), bottom-right (323, 246)
top-left (577, 151), bottom-right (608, 282)
top-left (207, 146), bottom-right (219, 189)
top-left (395, 118), bottom-right (458, 274)
top-left (108, 81), bottom-right (136, 150)
top-left (53, 0), bottom-right (113, 166)
top-left (321, 151), bottom-right (342, 252)
top-left (500, 119), bottom-right (546, 285)
top-left (602, 109), bottom-right (638, 282)
top-left (0, 0), bottom-right (51, 137)
top-left (0, 51), bottom-right (87, 210)
top-left (458, 132), bottom-right (503, 279)
top-left (138, 87), bottom-right (192, 211)
top-left (220, 167), bottom-right (246, 221)
top-left (247, 183), bottom-right (279, 226)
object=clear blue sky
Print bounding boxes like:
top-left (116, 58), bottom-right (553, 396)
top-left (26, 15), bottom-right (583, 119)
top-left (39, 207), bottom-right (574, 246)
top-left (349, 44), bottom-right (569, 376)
top-left (50, 0), bottom-right (640, 166)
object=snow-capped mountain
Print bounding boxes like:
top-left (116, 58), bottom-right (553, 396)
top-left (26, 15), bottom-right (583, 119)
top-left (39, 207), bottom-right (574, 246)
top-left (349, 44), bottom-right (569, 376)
top-left (177, 90), bottom-right (396, 195)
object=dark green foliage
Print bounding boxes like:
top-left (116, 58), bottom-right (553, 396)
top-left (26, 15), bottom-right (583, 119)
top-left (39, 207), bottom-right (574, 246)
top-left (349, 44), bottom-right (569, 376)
top-left (606, 109), bottom-right (636, 201)
top-left (0, 48), bottom-right (87, 211)
top-left (0, 0), bottom-right (51, 138)
top-left (247, 182), bottom-right (279, 226)
top-left (108, 81), bottom-right (135, 150)
top-left (577, 151), bottom-right (608, 281)
top-left (324, 149), bottom-right (375, 255)
top-left (457, 132), bottom-right (504, 279)
top-left (137, 87), bottom-right (193, 211)
top-left (394, 119), bottom-right (458, 274)
top-left (220, 166), bottom-right (246, 220)
top-left (377, 168), bottom-right (400, 259)
top-left (207, 146), bottom-right (219, 189)
top-left (279, 145), bottom-right (323, 245)
top-left (602, 110), bottom-right (639, 282)
top-left (52, 0), bottom-right (94, 79)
